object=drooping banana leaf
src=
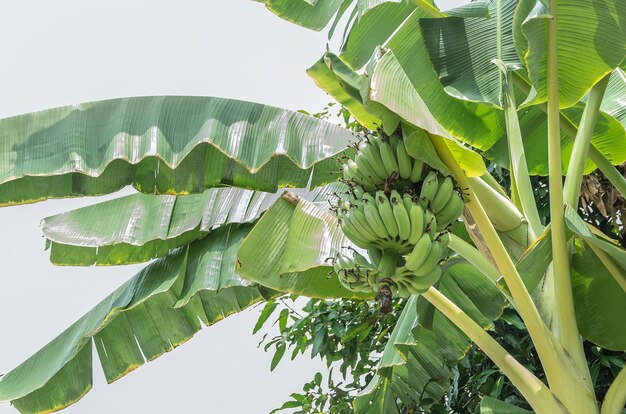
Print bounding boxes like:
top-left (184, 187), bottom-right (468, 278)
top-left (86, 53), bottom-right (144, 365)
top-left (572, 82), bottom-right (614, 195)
top-left (363, 49), bottom-right (487, 177)
top-left (420, 0), bottom-right (521, 107)
top-left (514, 0), bottom-right (625, 109)
top-left (356, 263), bottom-right (506, 410)
top-left (43, 183), bottom-right (341, 266)
top-left (0, 224), bottom-right (276, 414)
top-left (339, 0), bottom-right (415, 69)
top-left (237, 192), bottom-right (373, 299)
top-left (253, 0), bottom-right (345, 31)
top-left (307, 52), bottom-right (380, 129)
top-left (0, 96), bottom-right (356, 206)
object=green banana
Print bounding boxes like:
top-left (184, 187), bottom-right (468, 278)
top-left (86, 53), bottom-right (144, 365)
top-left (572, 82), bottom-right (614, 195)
top-left (395, 139), bottom-right (412, 179)
top-left (407, 202), bottom-right (425, 245)
top-left (359, 141), bottom-right (388, 180)
top-left (351, 209), bottom-right (380, 242)
top-left (390, 190), bottom-right (411, 240)
top-left (413, 241), bottom-right (442, 277)
top-left (356, 151), bottom-right (385, 182)
top-left (424, 209), bottom-right (438, 238)
top-left (435, 191), bottom-right (464, 230)
top-left (405, 233), bottom-right (432, 271)
top-left (379, 138), bottom-right (399, 176)
top-left (402, 193), bottom-right (413, 213)
top-left (430, 176), bottom-right (454, 213)
top-left (376, 191), bottom-right (399, 238)
top-left (342, 209), bottom-right (377, 243)
top-left (419, 171), bottom-right (439, 209)
top-left (409, 159), bottom-right (425, 182)
top-left (407, 267), bottom-right (442, 293)
top-left (363, 197), bottom-right (390, 240)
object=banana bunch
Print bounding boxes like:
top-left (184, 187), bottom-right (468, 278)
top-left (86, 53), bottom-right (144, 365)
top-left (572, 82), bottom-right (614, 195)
top-left (418, 171), bottom-right (465, 231)
top-left (341, 133), bottom-right (426, 191)
top-left (336, 189), bottom-right (435, 254)
top-left (333, 250), bottom-right (379, 293)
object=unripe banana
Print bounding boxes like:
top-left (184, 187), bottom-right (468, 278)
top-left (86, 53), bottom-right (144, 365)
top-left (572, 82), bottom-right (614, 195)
top-left (407, 267), bottom-right (442, 293)
top-left (409, 159), bottom-right (425, 183)
top-left (390, 190), bottom-right (411, 240)
top-left (376, 191), bottom-right (399, 238)
top-left (395, 139), bottom-right (412, 179)
top-left (359, 141), bottom-right (388, 180)
top-left (407, 202), bottom-right (425, 245)
top-left (435, 191), bottom-right (464, 230)
top-left (430, 176), bottom-right (454, 213)
top-left (379, 139), bottom-right (399, 176)
top-left (402, 193), bottom-right (413, 214)
top-left (405, 233), bottom-right (432, 271)
top-left (413, 241), bottom-right (442, 277)
top-left (351, 209), bottom-right (380, 242)
top-left (342, 210), bottom-right (378, 243)
top-left (356, 151), bottom-right (385, 183)
top-left (419, 171), bottom-right (439, 209)
top-left (424, 209), bottom-right (438, 238)
top-left (363, 197), bottom-right (390, 240)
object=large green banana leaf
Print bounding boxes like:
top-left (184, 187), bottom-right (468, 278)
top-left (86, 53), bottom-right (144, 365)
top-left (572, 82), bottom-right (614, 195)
top-left (505, 208), bottom-right (626, 350)
top-left (0, 224), bottom-right (276, 414)
top-left (514, 0), bottom-right (625, 109)
top-left (420, 0), bottom-right (521, 107)
top-left (42, 184), bottom-right (341, 266)
top-left (419, 0), bottom-right (626, 174)
top-left (597, 68), bottom-right (626, 127)
top-left (0, 96), bottom-right (356, 206)
top-left (237, 192), bottom-right (373, 299)
top-left (363, 49), bottom-right (487, 177)
top-left (355, 263), bottom-right (506, 410)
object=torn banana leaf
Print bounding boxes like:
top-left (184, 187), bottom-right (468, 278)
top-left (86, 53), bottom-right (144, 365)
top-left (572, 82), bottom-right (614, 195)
top-left (0, 96), bottom-right (356, 206)
top-left (237, 193), bottom-right (373, 299)
top-left (0, 224), bottom-right (276, 414)
top-left (43, 183), bottom-right (343, 266)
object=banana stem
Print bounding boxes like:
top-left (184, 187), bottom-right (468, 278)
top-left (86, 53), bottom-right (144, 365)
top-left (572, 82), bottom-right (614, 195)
top-left (601, 364), bottom-right (626, 414)
top-left (563, 74), bottom-right (610, 206)
top-left (448, 234), bottom-right (501, 283)
top-left (378, 249), bottom-right (399, 278)
top-left (429, 134), bottom-right (564, 386)
top-left (512, 73), bottom-right (626, 197)
top-left (546, 1), bottom-right (592, 396)
top-left (503, 71), bottom-right (543, 240)
top-left (422, 287), bottom-right (568, 414)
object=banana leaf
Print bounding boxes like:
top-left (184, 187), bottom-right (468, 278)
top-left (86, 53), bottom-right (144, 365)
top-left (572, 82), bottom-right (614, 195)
top-left (363, 49), bottom-right (487, 177)
top-left (356, 263), bottom-right (506, 410)
top-left (0, 96), bottom-right (355, 206)
top-left (0, 224), bottom-right (276, 414)
top-left (237, 192), bottom-right (373, 299)
top-left (307, 52), bottom-right (380, 129)
top-left (420, 0), bottom-right (520, 107)
top-left (43, 183), bottom-right (341, 266)
top-left (253, 0), bottom-right (345, 31)
top-left (514, 0), bottom-right (625, 109)
top-left (480, 396), bottom-right (533, 414)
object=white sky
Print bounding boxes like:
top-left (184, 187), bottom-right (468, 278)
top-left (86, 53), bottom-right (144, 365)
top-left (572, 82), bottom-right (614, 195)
top-left (0, 1), bottom-right (465, 413)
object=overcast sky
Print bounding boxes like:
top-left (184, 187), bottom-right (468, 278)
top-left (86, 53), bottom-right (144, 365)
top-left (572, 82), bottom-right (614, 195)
top-left (0, 1), bottom-right (464, 413)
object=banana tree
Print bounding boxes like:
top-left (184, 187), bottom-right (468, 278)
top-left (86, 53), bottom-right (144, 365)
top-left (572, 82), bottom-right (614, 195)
top-left (1, 1), bottom-right (625, 414)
